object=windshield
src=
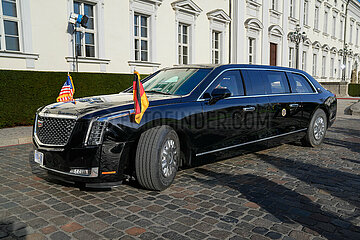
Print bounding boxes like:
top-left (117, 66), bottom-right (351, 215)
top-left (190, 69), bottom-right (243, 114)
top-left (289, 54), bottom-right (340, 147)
top-left (142, 68), bottom-right (211, 95)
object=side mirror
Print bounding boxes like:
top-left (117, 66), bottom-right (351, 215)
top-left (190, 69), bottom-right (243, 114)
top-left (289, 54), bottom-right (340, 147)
top-left (208, 88), bottom-right (231, 104)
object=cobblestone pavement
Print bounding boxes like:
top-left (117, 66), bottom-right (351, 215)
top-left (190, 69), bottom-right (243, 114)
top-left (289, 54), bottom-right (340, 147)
top-left (0, 116), bottom-right (359, 240)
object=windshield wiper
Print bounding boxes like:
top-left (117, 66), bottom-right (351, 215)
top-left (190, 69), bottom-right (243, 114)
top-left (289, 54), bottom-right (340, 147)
top-left (145, 90), bottom-right (172, 95)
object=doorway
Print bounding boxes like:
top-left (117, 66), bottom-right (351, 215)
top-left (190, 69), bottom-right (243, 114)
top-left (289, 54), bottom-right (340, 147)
top-left (270, 43), bottom-right (277, 66)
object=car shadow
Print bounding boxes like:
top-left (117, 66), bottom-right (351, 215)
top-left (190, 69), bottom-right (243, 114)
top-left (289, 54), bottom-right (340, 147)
top-left (324, 137), bottom-right (360, 154)
top-left (0, 221), bottom-right (28, 238)
top-left (254, 152), bottom-right (360, 211)
top-left (193, 168), bottom-right (360, 240)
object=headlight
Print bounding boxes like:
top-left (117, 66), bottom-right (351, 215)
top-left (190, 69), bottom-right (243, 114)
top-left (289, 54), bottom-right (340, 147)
top-left (85, 119), bottom-right (107, 146)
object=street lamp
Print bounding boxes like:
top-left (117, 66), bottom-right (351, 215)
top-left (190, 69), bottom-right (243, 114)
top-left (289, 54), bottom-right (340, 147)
top-left (341, 43), bottom-right (353, 82)
top-left (288, 24), bottom-right (307, 69)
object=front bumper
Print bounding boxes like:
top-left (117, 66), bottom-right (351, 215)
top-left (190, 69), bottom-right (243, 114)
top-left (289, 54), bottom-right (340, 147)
top-left (30, 140), bottom-right (131, 187)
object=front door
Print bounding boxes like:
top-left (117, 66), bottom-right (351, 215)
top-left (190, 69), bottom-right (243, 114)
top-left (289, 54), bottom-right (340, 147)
top-left (196, 70), bottom-right (267, 155)
top-left (270, 43), bottom-right (277, 66)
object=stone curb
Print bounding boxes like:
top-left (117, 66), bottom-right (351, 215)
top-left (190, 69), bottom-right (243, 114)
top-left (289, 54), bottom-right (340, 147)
top-left (0, 137), bottom-right (32, 147)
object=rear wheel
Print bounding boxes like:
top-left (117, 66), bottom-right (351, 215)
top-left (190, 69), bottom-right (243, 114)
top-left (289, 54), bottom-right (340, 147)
top-left (301, 109), bottom-right (327, 147)
top-left (135, 126), bottom-right (179, 191)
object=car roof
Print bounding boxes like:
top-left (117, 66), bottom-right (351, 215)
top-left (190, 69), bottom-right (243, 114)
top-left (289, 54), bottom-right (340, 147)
top-left (167, 64), bottom-right (307, 74)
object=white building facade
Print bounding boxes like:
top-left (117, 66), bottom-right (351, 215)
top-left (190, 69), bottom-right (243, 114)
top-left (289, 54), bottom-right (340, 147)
top-left (0, 0), bottom-right (359, 87)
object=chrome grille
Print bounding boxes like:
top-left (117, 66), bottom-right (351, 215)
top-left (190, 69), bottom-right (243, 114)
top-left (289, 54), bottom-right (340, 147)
top-left (36, 116), bottom-right (76, 146)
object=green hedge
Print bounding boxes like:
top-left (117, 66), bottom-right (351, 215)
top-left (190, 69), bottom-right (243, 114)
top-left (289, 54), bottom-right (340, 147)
top-left (348, 84), bottom-right (360, 97)
top-left (0, 70), bottom-right (141, 128)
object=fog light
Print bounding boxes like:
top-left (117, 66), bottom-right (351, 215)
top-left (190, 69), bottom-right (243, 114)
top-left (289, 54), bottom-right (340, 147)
top-left (70, 167), bottom-right (98, 177)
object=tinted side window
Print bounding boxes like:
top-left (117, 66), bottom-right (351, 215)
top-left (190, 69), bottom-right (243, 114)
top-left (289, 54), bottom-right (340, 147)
top-left (242, 70), bottom-right (266, 95)
top-left (263, 71), bottom-right (290, 94)
top-left (289, 73), bottom-right (315, 93)
top-left (208, 70), bottom-right (244, 96)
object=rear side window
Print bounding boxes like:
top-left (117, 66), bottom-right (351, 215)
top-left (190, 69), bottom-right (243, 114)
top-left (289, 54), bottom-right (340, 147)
top-left (207, 70), bottom-right (244, 96)
top-left (242, 70), bottom-right (266, 95)
top-left (289, 73), bottom-right (315, 93)
top-left (263, 71), bottom-right (290, 94)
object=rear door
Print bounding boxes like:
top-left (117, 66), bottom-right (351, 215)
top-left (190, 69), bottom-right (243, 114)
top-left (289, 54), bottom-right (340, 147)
top-left (263, 70), bottom-right (304, 136)
top-left (287, 72), bottom-right (318, 128)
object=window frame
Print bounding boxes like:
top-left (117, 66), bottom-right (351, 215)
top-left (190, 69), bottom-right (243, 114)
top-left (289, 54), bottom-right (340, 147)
top-left (330, 57), bottom-right (335, 78)
top-left (198, 68), bottom-right (318, 101)
top-left (211, 30), bottom-right (221, 64)
top-left (178, 22), bottom-right (190, 65)
top-left (314, 5), bottom-right (319, 30)
top-left (206, 69), bottom-right (245, 97)
top-left (0, 0), bottom-right (21, 52)
top-left (350, 21), bottom-right (354, 44)
top-left (289, 0), bottom-right (296, 18)
top-left (271, 0), bottom-right (278, 11)
top-left (312, 53), bottom-right (318, 76)
top-left (332, 14), bottom-right (336, 37)
top-left (302, 51), bottom-right (307, 71)
top-left (134, 13), bottom-right (149, 62)
top-left (73, 1), bottom-right (97, 58)
top-left (287, 72), bottom-right (316, 94)
top-left (321, 55), bottom-right (326, 77)
top-left (323, 10), bottom-right (328, 34)
top-left (248, 37), bottom-right (255, 64)
top-left (303, 0), bottom-right (309, 26)
top-left (289, 47), bottom-right (294, 68)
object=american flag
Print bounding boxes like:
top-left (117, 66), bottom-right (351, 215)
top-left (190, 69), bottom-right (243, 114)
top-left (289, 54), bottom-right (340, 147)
top-left (57, 74), bottom-right (75, 102)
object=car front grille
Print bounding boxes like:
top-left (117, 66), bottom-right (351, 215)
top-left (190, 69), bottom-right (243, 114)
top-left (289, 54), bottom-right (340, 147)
top-left (36, 116), bottom-right (76, 146)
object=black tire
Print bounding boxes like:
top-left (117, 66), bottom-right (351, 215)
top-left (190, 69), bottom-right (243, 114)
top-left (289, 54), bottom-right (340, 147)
top-left (301, 108), bottom-right (327, 147)
top-left (135, 126), bottom-right (180, 191)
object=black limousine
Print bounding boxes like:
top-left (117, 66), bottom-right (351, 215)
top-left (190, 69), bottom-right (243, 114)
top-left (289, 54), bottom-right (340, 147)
top-left (30, 64), bottom-right (337, 191)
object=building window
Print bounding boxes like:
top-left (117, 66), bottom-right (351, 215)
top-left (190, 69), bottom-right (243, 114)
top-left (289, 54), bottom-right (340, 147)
top-left (302, 51), bottom-right (307, 71)
top-left (330, 57), bottom-right (334, 77)
top-left (322, 55), bottom-right (326, 77)
top-left (289, 0), bottom-right (295, 18)
top-left (314, 6), bottom-right (319, 30)
top-left (356, 26), bottom-right (359, 45)
top-left (248, 37), bottom-right (255, 64)
top-left (350, 22), bottom-right (353, 44)
top-left (0, 0), bottom-right (20, 51)
top-left (332, 15), bottom-right (336, 37)
top-left (134, 13), bottom-right (149, 62)
top-left (348, 60), bottom-right (351, 78)
top-left (74, 1), bottom-right (96, 58)
top-left (303, 0), bottom-right (309, 25)
top-left (340, 18), bottom-right (344, 40)
top-left (271, 0), bottom-right (278, 11)
top-left (212, 31), bottom-right (221, 64)
top-left (178, 23), bottom-right (189, 65)
top-left (312, 54), bottom-right (317, 76)
top-left (323, 11), bottom-right (328, 33)
top-left (289, 47), bottom-right (294, 68)
top-left (338, 59), bottom-right (342, 78)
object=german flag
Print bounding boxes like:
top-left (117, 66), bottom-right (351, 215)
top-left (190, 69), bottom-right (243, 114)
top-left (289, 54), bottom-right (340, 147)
top-left (133, 71), bottom-right (149, 124)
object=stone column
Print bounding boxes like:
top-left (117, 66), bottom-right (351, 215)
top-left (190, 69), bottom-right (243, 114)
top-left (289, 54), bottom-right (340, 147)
top-left (232, 0), bottom-right (246, 63)
top-left (282, 0), bottom-right (290, 67)
top-left (262, 0), bottom-right (270, 65)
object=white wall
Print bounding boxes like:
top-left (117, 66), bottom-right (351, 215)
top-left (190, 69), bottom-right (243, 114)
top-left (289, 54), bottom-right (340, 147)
top-left (0, 0), bottom-right (359, 83)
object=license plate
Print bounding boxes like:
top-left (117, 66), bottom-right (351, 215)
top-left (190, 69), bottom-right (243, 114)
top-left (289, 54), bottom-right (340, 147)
top-left (34, 150), bottom-right (44, 166)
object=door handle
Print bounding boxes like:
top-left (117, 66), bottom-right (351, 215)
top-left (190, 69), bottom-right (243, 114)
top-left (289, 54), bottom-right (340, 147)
top-left (289, 104), bottom-right (299, 108)
top-left (243, 106), bottom-right (256, 112)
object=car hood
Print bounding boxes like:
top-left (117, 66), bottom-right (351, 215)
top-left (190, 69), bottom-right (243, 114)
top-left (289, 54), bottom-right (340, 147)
top-left (38, 93), bottom-right (183, 119)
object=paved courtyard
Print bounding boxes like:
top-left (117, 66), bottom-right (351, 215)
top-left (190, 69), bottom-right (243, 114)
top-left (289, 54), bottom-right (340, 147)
top-left (0, 115), bottom-right (360, 240)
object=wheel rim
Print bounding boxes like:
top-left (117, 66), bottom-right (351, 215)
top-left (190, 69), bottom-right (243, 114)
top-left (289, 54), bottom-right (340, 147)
top-left (313, 116), bottom-right (325, 140)
top-left (161, 139), bottom-right (177, 177)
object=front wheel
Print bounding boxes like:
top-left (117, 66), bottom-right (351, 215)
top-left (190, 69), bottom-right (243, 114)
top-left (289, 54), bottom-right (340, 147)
top-left (135, 126), bottom-right (180, 191)
top-left (301, 109), bottom-right (327, 147)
